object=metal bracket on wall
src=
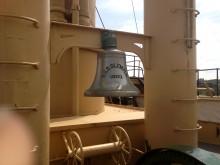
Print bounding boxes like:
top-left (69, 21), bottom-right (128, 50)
top-left (0, 61), bottom-right (40, 69)
top-left (172, 97), bottom-right (197, 102)
top-left (11, 105), bottom-right (38, 111)
top-left (171, 8), bottom-right (200, 17)
top-left (30, 146), bottom-right (39, 153)
top-left (171, 68), bottom-right (198, 72)
top-left (0, 14), bottom-right (39, 28)
top-left (171, 1), bottom-right (200, 49)
top-left (174, 124), bottom-right (202, 132)
top-left (171, 38), bottom-right (200, 45)
top-left (50, 21), bottom-right (152, 69)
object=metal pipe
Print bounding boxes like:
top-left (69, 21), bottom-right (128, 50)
top-left (133, 56), bottom-right (135, 77)
top-left (0, 61), bottom-right (39, 69)
top-left (72, 0), bottom-right (79, 24)
top-left (171, 8), bottom-right (200, 16)
top-left (11, 105), bottom-right (38, 111)
top-left (185, 0), bottom-right (193, 48)
top-left (62, 126), bottom-right (132, 164)
top-left (126, 65), bottom-right (144, 78)
top-left (138, 60), bottom-right (140, 77)
top-left (89, 0), bottom-right (96, 27)
top-left (79, 0), bottom-right (90, 25)
top-left (78, 142), bottom-right (120, 158)
top-left (172, 97), bottom-right (197, 102)
top-left (0, 14), bottom-right (39, 28)
top-left (174, 124), bottom-right (202, 132)
top-left (198, 68), bottom-right (220, 71)
top-left (171, 68), bottom-right (197, 72)
top-left (50, 0), bottom-right (66, 22)
top-left (172, 38), bottom-right (200, 44)
top-left (72, 0), bottom-right (80, 115)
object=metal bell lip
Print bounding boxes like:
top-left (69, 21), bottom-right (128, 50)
top-left (84, 48), bottom-right (141, 97)
top-left (84, 89), bottom-right (141, 97)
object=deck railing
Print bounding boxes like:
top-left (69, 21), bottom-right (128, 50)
top-left (125, 55), bottom-right (220, 97)
top-left (126, 54), bottom-right (144, 78)
top-left (197, 68), bottom-right (220, 96)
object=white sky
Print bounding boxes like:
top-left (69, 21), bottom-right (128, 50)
top-left (96, 0), bottom-right (220, 75)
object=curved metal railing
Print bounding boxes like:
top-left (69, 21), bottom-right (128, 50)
top-left (126, 54), bottom-right (144, 78)
top-left (125, 55), bottom-right (220, 97)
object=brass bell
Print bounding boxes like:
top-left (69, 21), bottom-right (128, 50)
top-left (84, 31), bottom-right (140, 97)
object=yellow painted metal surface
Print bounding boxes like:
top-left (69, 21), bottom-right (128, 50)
top-left (50, 105), bottom-right (145, 165)
top-left (0, 0), bottom-right (50, 165)
top-left (50, 0), bottom-right (66, 22)
top-left (50, 0), bottom-right (104, 117)
top-left (144, 0), bottom-right (198, 148)
top-left (0, 0), bottom-right (207, 164)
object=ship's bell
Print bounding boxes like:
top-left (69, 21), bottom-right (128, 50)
top-left (84, 31), bottom-right (140, 97)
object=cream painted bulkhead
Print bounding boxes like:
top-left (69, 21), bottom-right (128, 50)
top-left (50, 0), bottom-right (104, 117)
top-left (144, 0), bottom-right (198, 148)
top-left (0, 0), bottom-right (50, 164)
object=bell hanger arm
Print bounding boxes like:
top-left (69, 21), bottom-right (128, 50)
top-left (50, 21), bottom-right (151, 69)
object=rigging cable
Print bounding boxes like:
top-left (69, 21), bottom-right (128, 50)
top-left (131, 0), bottom-right (139, 33)
top-left (95, 6), bottom-right (105, 29)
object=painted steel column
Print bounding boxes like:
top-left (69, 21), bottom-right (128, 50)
top-left (72, 0), bottom-right (80, 115)
top-left (89, 0), bottom-right (96, 27)
top-left (50, 0), bottom-right (66, 22)
top-left (79, 0), bottom-right (90, 26)
top-left (144, 0), bottom-right (198, 148)
top-left (78, 0), bottom-right (104, 115)
top-left (0, 0), bottom-right (50, 164)
top-left (72, 0), bottom-right (80, 23)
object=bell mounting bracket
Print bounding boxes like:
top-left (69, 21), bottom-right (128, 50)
top-left (50, 21), bottom-right (152, 69)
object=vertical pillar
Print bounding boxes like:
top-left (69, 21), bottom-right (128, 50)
top-left (50, 0), bottom-right (66, 22)
top-left (79, 0), bottom-right (90, 26)
top-left (71, 0), bottom-right (104, 115)
top-left (0, 0), bottom-right (50, 164)
top-left (50, 0), bottom-right (103, 117)
top-left (78, 0), bottom-right (104, 115)
top-left (72, 0), bottom-right (80, 115)
top-left (89, 0), bottom-right (96, 27)
top-left (144, 0), bottom-right (198, 148)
